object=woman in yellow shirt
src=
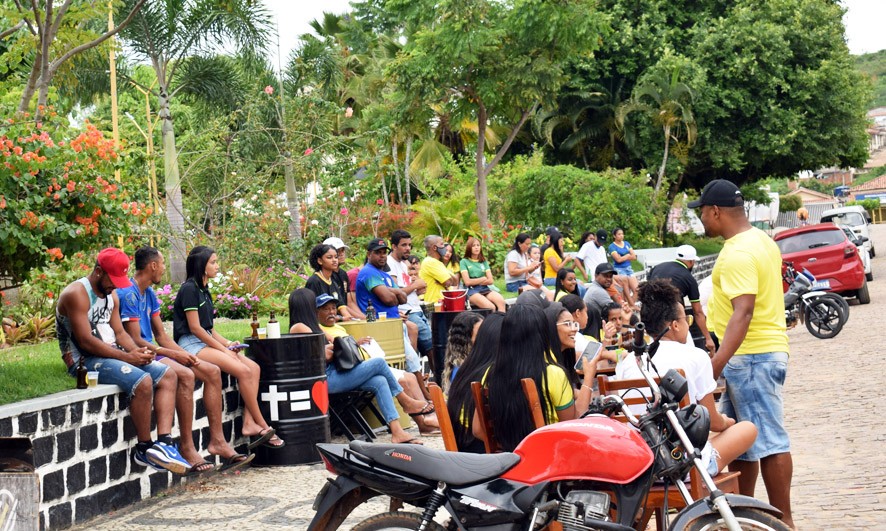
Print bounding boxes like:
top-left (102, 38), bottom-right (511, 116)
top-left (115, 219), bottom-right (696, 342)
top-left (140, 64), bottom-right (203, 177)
top-left (543, 233), bottom-right (585, 287)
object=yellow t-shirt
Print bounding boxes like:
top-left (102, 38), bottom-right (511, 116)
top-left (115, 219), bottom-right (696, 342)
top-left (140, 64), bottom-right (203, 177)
top-left (446, 261), bottom-right (461, 275)
top-left (420, 256), bottom-right (453, 304)
top-left (709, 227), bottom-right (789, 355)
top-left (543, 247), bottom-right (562, 280)
top-left (542, 364), bottom-right (575, 423)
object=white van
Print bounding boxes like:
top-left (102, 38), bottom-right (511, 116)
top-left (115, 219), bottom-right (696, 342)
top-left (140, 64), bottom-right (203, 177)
top-left (820, 205), bottom-right (875, 257)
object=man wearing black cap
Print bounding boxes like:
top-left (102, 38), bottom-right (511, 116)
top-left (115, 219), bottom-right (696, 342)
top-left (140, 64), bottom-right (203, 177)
top-left (692, 179), bottom-right (794, 528)
top-left (355, 238), bottom-right (406, 318)
top-left (582, 262), bottom-right (618, 318)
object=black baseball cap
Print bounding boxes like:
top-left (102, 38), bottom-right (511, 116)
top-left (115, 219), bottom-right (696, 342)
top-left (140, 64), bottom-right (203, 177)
top-left (595, 262), bottom-right (616, 275)
top-left (688, 179), bottom-right (744, 208)
top-left (595, 229), bottom-right (608, 243)
top-left (366, 238), bottom-right (391, 252)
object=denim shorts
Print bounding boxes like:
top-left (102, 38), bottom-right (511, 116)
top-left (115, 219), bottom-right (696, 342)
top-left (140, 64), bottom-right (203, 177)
top-left (466, 286), bottom-right (491, 297)
top-left (719, 352), bottom-right (790, 461)
top-left (505, 280), bottom-right (528, 293)
top-left (177, 333), bottom-right (208, 356)
top-left (614, 267), bottom-right (633, 277)
top-left (543, 278), bottom-right (556, 287)
top-left (70, 356), bottom-right (168, 397)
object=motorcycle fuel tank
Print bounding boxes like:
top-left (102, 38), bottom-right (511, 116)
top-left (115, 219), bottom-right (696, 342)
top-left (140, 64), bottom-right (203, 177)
top-left (501, 417), bottom-right (653, 484)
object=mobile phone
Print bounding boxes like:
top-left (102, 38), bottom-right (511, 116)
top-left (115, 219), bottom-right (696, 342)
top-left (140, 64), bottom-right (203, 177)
top-left (574, 341), bottom-right (603, 371)
top-left (228, 343), bottom-right (248, 351)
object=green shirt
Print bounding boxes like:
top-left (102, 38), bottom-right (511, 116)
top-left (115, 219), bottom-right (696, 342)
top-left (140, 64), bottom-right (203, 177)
top-left (459, 258), bottom-right (490, 280)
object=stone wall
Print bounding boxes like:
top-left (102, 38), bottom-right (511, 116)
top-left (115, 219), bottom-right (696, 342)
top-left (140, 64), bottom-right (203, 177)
top-left (0, 376), bottom-right (245, 529)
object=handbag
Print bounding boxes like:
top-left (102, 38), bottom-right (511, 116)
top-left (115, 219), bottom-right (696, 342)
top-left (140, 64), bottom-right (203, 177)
top-left (332, 336), bottom-right (364, 371)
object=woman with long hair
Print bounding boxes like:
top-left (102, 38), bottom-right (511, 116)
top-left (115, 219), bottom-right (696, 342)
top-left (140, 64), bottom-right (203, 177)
top-left (544, 302), bottom-right (581, 389)
top-left (289, 288), bottom-right (437, 441)
top-left (615, 279), bottom-right (757, 477)
top-left (608, 228), bottom-right (638, 308)
top-left (474, 305), bottom-right (601, 451)
top-left (447, 312), bottom-right (505, 453)
top-left (442, 311), bottom-right (485, 390)
top-left (459, 236), bottom-right (506, 311)
top-left (304, 243), bottom-right (353, 320)
top-left (442, 243), bottom-right (461, 278)
top-left (543, 232), bottom-right (585, 287)
top-left (553, 267), bottom-right (586, 301)
top-left (504, 233), bottom-right (540, 293)
top-left (173, 246), bottom-right (283, 453)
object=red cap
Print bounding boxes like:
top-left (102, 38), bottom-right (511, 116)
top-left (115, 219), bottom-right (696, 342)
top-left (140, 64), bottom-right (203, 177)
top-left (97, 248), bottom-right (131, 289)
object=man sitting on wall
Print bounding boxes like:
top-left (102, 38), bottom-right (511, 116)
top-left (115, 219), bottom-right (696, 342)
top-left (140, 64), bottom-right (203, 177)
top-left (118, 246), bottom-right (253, 473)
top-left (56, 248), bottom-right (191, 475)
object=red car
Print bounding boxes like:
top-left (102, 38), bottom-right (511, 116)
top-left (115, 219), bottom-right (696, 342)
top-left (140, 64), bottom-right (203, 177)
top-left (774, 222), bottom-right (870, 304)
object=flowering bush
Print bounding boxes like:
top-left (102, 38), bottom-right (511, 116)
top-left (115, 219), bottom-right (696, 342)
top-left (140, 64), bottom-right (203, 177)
top-left (0, 114), bottom-right (137, 286)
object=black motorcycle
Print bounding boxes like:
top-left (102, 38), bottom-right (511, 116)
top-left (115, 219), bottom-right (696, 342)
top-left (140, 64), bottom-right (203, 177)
top-left (782, 261), bottom-right (847, 339)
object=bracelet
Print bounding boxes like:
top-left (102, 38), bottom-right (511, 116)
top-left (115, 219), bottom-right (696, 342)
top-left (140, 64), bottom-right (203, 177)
top-left (581, 384), bottom-right (594, 392)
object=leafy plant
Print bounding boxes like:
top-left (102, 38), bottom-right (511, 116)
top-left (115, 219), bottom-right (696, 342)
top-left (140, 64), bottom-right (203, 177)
top-left (23, 313), bottom-right (55, 343)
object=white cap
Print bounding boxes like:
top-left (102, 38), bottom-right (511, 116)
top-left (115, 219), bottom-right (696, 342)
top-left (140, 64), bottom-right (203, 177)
top-left (323, 237), bottom-right (349, 250)
top-left (676, 244), bottom-right (699, 261)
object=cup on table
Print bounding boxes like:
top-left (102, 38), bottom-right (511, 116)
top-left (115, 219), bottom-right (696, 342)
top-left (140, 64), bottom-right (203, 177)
top-left (378, 314), bottom-right (387, 321)
top-left (257, 327), bottom-right (267, 339)
top-left (87, 371), bottom-right (99, 387)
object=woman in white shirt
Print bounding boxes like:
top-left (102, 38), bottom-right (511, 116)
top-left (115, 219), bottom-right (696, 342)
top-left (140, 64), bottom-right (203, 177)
top-left (615, 279), bottom-right (757, 477)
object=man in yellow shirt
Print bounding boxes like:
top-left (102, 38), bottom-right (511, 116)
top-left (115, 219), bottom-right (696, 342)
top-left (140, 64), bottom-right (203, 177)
top-left (418, 235), bottom-right (459, 305)
top-left (691, 179), bottom-right (794, 529)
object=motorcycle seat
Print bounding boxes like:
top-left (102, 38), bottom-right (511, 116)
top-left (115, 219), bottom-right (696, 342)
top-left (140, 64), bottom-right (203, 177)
top-left (349, 440), bottom-right (520, 485)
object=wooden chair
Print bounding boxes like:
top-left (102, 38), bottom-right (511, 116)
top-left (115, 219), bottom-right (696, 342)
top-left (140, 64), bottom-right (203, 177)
top-left (596, 372), bottom-right (741, 531)
top-left (428, 384), bottom-right (458, 452)
top-left (520, 378), bottom-right (546, 429)
top-left (470, 381), bottom-right (500, 453)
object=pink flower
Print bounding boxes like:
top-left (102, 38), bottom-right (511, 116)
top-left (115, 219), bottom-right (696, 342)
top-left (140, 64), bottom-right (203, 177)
top-left (304, 147), bottom-right (314, 156)
top-left (376, 199), bottom-right (384, 205)
top-left (264, 85), bottom-right (274, 95)
top-left (345, 106), bottom-right (353, 118)
top-left (339, 190), bottom-right (345, 197)
top-left (340, 207), bottom-right (349, 216)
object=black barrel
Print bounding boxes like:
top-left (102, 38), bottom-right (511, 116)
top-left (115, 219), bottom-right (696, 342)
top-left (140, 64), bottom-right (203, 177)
top-left (430, 308), bottom-right (492, 383)
top-left (246, 333), bottom-right (330, 465)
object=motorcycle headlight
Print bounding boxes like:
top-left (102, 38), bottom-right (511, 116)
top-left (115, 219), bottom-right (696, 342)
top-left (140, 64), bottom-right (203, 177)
top-left (671, 404), bottom-right (710, 450)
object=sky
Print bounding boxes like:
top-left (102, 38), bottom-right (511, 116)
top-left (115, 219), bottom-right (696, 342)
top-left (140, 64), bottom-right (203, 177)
top-left (264, 0), bottom-right (886, 67)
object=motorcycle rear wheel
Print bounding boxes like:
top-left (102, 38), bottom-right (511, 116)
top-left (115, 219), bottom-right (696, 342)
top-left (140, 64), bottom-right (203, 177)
top-left (683, 507), bottom-right (790, 530)
top-left (804, 297), bottom-right (844, 339)
top-left (351, 512), bottom-right (446, 531)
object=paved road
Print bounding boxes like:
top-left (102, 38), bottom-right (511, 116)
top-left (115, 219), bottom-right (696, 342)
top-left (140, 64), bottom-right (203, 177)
top-left (75, 225), bottom-right (886, 530)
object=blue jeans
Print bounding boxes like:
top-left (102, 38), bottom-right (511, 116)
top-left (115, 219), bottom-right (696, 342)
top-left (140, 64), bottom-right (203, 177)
top-left (70, 356), bottom-right (168, 396)
top-left (402, 324), bottom-right (421, 373)
top-left (543, 278), bottom-right (556, 287)
top-left (719, 352), bottom-right (790, 461)
top-left (406, 311), bottom-right (433, 355)
top-left (326, 357), bottom-right (404, 424)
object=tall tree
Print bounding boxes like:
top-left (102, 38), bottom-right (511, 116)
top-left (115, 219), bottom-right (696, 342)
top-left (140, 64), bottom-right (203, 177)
top-left (387, 0), bottom-right (607, 229)
top-left (120, 0), bottom-right (270, 281)
top-left (1, 0), bottom-right (147, 115)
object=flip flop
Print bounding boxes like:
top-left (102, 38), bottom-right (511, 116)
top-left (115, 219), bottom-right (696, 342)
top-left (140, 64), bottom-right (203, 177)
top-left (262, 433), bottom-right (285, 450)
top-left (395, 438), bottom-right (424, 445)
top-left (218, 453), bottom-right (254, 472)
top-left (246, 427), bottom-right (276, 451)
top-left (408, 402), bottom-right (435, 419)
top-left (420, 428), bottom-right (442, 436)
top-left (185, 460), bottom-right (215, 477)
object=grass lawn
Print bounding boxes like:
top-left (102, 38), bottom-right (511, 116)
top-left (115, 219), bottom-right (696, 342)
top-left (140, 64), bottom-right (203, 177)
top-left (0, 318), bottom-right (254, 407)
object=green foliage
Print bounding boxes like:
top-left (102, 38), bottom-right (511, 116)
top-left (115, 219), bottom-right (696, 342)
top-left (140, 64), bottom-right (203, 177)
top-left (0, 340), bottom-right (72, 405)
top-left (846, 199), bottom-right (881, 214)
top-left (778, 194), bottom-right (803, 213)
top-left (500, 161), bottom-right (659, 248)
top-left (854, 50), bottom-right (886, 108)
top-left (0, 115), bottom-right (138, 287)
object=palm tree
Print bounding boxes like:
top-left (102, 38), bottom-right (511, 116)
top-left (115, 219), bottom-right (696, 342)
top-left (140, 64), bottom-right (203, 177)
top-left (617, 67), bottom-right (696, 193)
top-left (120, 0), bottom-right (270, 281)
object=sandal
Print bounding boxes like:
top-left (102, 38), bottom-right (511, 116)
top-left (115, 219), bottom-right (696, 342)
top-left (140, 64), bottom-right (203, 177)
top-left (218, 453), bottom-right (254, 472)
top-left (247, 427), bottom-right (276, 451)
top-left (395, 438), bottom-right (424, 445)
top-left (185, 460), bottom-right (216, 476)
top-left (407, 402), bottom-right (435, 419)
top-left (263, 434), bottom-right (285, 449)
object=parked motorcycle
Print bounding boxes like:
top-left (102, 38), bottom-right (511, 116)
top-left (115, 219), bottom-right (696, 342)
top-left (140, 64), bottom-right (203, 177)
top-left (308, 323), bottom-right (789, 531)
top-left (782, 261), bottom-right (847, 339)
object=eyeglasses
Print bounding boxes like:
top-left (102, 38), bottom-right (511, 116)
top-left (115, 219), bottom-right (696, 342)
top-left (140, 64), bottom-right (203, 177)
top-left (678, 314), bottom-right (694, 326)
top-left (557, 320), bottom-right (580, 330)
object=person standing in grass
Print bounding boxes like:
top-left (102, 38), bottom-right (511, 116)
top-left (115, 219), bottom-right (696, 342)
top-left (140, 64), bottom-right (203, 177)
top-left (118, 246), bottom-right (251, 473)
top-left (56, 248), bottom-right (191, 475)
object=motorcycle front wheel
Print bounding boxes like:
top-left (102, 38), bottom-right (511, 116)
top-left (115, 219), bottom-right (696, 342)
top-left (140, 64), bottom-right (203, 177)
top-left (804, 297), bottom-right (844, 339)
top-left (683, 508), bottom-right (791, 530)
top-left (351, 512), bottom-right (446, 531)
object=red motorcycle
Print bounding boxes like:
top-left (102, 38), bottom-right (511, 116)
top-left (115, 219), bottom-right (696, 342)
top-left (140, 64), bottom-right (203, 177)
top-left (308, 323), bottom-right (788, 531)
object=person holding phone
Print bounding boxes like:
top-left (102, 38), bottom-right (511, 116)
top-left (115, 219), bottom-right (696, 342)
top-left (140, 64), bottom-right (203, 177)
top-left (173, 246), bottom-right (284, 451)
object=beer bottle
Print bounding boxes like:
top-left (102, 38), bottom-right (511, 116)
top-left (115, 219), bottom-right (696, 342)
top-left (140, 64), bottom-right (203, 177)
top-left (250, 311), bottom-right (260, 339)
top-left (76, 356), bottom-right (88, 389)
top-left (267, 311), bottom-right (281, 339)
top-left (365, 300), bottom-right (377, 322)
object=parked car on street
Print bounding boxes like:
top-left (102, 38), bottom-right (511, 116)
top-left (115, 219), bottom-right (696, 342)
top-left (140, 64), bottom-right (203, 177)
top-left (774, 222), bottom-right (870, 304)
top-left (820, 205), bottom-right (875, 257)
top-left (837, 224), bottom-right (872, 281)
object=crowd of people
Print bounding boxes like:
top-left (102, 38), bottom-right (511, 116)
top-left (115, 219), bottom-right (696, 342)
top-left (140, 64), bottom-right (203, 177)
top-left (56, 180), bottom-right (793, 528)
